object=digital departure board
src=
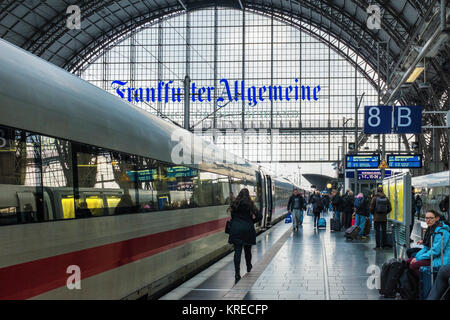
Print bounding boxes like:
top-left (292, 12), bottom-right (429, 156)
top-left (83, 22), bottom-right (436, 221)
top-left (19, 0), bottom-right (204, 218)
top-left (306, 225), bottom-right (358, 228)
top-left (345, 155), bottom-right (380, 168)
top-left (358, 170), bottom-right (392, 180)
top-left (387, 155), bottom-right (422, 168)
top-left (166, 166), bottom-right (197, 178)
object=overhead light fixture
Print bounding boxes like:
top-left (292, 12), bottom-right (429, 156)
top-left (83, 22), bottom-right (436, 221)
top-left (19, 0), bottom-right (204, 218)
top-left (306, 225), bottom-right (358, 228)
top-left (406, 63), bottom-right (424, 83)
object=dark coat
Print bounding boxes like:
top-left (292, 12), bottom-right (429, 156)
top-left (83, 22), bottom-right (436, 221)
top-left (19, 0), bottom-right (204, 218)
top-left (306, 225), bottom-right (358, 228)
top-left (370, 192), bottom-right (392, 222)
top-left (342, 193), bottom-right (354, 214)
top-left (355, 197), bottom-right (370, 217)
top-left (287, 194), bottom-right (306, 211)
top-left (331, 194), bottom-right (344, 211)
top-left (228, 203), bottom-right (260, 246)
top-left (309, 194), bottom-right (323, 214)
top-left (322, 195), bottom-right (330, 208)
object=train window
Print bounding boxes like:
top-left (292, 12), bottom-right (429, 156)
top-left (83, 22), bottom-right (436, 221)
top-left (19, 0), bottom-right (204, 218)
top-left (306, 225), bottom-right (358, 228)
top-left (75, 147), bottom-right (139, 216)
top-left (0, 126), bottom-right (44, 225)
top-left (41, 136), bottom-right (74, 220)
top-left (0, 207), bottom-right (17, 226)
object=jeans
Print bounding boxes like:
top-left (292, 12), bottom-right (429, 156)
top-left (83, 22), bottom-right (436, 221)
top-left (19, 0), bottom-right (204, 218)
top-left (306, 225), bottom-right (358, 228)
top-left (292, 209), bottom-right (303, 229)
top-left (233, 244), bottom-right (252, 277)
top-left (427, 265), bottom-right (450, 300)
top-left (313, 212), bottom-right (320, 228)
top-left (334, 211), bottom-right (341, 222)
top-left (355, 214), bottom-right (367, 237)
top-left (416, 207), bottom-right (421, 221)
top-left (374, 221), bottom-right (387, 247)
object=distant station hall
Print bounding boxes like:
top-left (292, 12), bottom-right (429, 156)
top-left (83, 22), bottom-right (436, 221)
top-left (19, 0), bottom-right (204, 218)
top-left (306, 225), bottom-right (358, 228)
top-left (0, 0), bottom-right (449, 302)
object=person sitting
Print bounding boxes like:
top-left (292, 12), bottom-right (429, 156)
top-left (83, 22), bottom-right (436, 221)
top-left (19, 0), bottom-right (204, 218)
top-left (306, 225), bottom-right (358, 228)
top-left (114, 194), bottom-right (135, 215)
top-left (407, 210), bottom-right (450, 278)
top-left (76, 202), bottom-right (93, 219)
top-left (426, 265), bottom-right (450, 300)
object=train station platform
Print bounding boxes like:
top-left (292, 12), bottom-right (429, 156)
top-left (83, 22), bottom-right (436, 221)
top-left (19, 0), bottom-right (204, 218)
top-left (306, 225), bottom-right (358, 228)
top-left (160, 212), bottom-right (396, 300)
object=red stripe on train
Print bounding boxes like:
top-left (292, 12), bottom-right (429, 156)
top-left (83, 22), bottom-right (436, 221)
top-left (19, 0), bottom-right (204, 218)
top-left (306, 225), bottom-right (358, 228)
top-left (0, 217), bottom-right (228, 299)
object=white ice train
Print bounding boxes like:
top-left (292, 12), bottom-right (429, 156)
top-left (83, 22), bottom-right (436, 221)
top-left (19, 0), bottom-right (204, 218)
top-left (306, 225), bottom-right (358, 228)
top-left (0, 39), bottom-right (308, 299)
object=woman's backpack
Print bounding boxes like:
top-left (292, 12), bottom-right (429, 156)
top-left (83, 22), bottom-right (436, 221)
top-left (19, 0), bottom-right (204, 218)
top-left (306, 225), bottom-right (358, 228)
top-left (375, 196), bottom-right (390, 214)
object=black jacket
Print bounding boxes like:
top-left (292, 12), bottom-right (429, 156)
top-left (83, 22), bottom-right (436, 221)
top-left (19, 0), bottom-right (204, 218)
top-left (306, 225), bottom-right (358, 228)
top-left (287, 194), bottom-right (306, 211)
top-left (355, 197), bottom-right (370, 217)
top-left (228, 203), bottom-right (261, 246)
top-left (331, 194), bottom-right (344, 211)
top-left (322, 195), bottom-right (330, 208)
top-left (342, 194), bottom-right (354, 214)
top-left (309, 194), bottom-right (323, 214)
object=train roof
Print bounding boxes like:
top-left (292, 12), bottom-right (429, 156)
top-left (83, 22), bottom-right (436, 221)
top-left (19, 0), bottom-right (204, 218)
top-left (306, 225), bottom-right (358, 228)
top-left (412, 170), bottom-right (450, 188)
top-left (0, 39), bottom-right (258, 179)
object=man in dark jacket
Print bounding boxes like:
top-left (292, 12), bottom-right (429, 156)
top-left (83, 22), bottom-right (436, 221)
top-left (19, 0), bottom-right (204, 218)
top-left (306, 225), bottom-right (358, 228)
top-left (370, 187), bottom-right (392, 249)
top-left (287, 188), bottom-right (306, 231)
top-left (322, 193), bottom-right (330, 215)
top-left (331, 190), bottom-right (344, 223)
top-left (309, 190), bottom-right (323, 229)
top-left (342, 190), bottom-right (354, 229)
top-left (439, 195), bottom-right (449, 221)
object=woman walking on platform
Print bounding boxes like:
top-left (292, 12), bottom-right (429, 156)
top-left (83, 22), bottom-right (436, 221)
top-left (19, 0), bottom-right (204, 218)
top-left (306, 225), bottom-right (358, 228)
top-left (228, 188), bottom-right (262, 284)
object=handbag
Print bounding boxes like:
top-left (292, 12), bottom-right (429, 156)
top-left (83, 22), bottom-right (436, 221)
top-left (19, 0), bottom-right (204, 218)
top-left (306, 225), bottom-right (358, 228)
top-left (225, 220), bottom-right (232, 234)
top-left (285, 213), bottom-right (292, 223)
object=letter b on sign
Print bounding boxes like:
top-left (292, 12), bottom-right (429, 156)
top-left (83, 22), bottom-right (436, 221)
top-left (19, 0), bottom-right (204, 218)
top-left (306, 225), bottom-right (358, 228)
top-left (393, 106), bottom-right (422, 134)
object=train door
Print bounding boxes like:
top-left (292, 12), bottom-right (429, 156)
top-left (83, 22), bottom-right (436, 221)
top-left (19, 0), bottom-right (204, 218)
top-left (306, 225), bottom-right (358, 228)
top-left (256, 170), bottom-right (266, 228)
top-left (266, 175), bottom-right (273, 225)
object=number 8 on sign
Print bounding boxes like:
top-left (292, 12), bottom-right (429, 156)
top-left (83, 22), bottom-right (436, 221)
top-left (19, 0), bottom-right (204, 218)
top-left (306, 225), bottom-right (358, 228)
top-left (363, 106), bottom-right (392, 134)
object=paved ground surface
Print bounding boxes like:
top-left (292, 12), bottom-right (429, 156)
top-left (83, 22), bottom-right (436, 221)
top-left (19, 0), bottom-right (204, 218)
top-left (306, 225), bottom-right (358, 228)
top-left (160, 212), bottom-right (396, 300)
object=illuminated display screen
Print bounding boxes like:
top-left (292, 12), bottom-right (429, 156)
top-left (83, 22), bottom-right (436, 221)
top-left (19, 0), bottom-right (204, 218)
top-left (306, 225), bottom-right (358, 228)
top-left (346, 155), bottom-right (380, 168)
top-left (387, 155), bottom-right (422, 168)
top-left (358, 170), bottom-right (392, 180)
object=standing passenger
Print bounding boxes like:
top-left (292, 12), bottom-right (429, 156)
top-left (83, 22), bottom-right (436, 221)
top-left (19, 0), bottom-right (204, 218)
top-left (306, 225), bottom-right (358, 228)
top-left (287, 188), bottom-right (306, 231)
top-left (370, 187), bottom-right (392, 250)
top-left (342, 190), bottom-right (354, 229)
top-left (322, 192), bottom-right (330, 215)
top-left (331, 190), bottom-right (343, 223)
top-left (228, 188), bottom-right (262, 284)
top-left (415, 194), bottom-right (423, 221)
top-left (309, 190), bottom-right (323, 229)
top-left (354, 193), bottom-right (370, 239)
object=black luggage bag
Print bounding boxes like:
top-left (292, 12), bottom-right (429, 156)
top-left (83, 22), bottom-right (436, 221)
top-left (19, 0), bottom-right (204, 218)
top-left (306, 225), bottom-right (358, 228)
top-left (379, 258), bottom-right (406, 298)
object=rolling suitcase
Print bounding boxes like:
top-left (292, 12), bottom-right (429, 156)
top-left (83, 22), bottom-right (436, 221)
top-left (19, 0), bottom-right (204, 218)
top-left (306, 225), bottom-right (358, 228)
top-left (330, 213), bottom-right (341, 231)
top-left (330, 218), bottom-right (341, 231)
top-left (317, 218), bottom-right (326, 229)
top-left (345, 225), bottom-right (360, 240)
top-left (419, 231), bottom-right (444, 299)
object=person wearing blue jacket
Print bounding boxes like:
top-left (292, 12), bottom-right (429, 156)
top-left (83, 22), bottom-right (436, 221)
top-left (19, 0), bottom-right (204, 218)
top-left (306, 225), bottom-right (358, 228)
top-left (408, 210), bottom-right (450, 277)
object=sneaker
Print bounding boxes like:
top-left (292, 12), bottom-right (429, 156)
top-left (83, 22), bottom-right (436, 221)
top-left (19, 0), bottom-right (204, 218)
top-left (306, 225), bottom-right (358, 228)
top-left (247, 264), bottom-right (252, 272)
top-left (235, 275), bottom-right (241, 284)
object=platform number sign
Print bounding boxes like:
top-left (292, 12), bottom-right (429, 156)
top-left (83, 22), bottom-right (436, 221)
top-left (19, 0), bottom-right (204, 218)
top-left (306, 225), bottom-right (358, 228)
top-left (364, 106), bottom-right (422, 134)
top-left (364, 106), bottom-right (392, 134)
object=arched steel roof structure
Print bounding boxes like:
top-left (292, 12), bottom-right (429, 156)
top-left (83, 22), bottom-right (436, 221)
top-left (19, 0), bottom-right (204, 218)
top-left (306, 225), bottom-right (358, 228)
top-left (0, 0), bottom-right (448, 171)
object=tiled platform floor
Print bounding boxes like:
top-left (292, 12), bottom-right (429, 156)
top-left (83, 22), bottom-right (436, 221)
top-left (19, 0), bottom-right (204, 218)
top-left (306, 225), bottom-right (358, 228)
top-left (161, 212), bottom-right (396, 300)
